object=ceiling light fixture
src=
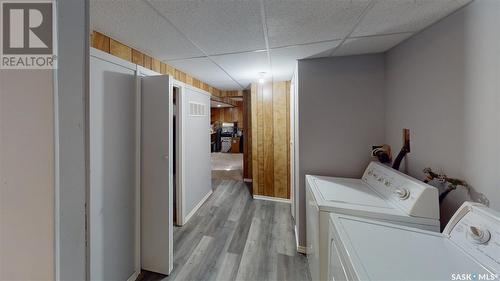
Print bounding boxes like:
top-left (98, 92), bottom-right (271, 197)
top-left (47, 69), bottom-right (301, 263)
top-left (217, 104), bottom-right (221, 107)
top-left (258, 72), bottom-right (266, 84)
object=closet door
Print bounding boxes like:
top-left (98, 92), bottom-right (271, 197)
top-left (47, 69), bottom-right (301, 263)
top-left (90, 54), bottom-right (137, 281)
top-left (141, 75), bottom-right (173, 275)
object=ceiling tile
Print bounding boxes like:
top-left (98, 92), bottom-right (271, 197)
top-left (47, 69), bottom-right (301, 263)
top-left (148, 0), bottom-right (265, 55)
top-left (211, 51), bottom-right (270, 89)
top-left (270, 40), bottom-right (341, 81)
top-left (167, 57), bottom-right (241, 90)
top-left (352, 0), bottom-right (472, 37)
top-left (334, 33), bottom-right (413, 57)
top-left (90, 0), bottom-right (203, 60)
top-left (264, 0), bottom-right (370, 48)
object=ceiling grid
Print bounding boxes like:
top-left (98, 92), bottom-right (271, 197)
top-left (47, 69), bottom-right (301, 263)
top-left (90, 0), bottom-right (473, 90)
top-left (142, 0), bottom-right (245, 90)
top-left (328, 0), bottom-right (377, 56)
top-left (259, 0), bottom-right (273, 83)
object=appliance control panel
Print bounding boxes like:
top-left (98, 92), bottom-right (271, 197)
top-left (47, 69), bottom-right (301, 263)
top-left (362, 161), bottom-right (439, 220)
top-left (445, 202), bottom-right (500, 273)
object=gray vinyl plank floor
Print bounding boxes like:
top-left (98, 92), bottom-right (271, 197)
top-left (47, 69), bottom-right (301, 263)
top-left (139, 179), bottom-right (311, 281)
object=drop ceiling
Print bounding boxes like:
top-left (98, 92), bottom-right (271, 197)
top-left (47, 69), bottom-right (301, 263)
top-left (91, 0), bottom-right (471, 90)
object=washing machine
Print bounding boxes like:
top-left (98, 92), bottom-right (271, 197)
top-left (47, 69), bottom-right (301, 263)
top-left (328, 201), bottom-right (499, 280)
top-left (306, 161), bottom-right (440, 281)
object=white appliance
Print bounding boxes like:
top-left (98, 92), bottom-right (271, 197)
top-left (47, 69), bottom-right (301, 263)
top-left (306, 161), bottom-right (440, 281)
top-left (328, 202), bottom-right (500, 280)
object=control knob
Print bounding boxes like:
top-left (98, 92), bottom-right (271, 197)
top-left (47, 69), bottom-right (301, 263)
top-left (393, 188), bottom-right (410, 200)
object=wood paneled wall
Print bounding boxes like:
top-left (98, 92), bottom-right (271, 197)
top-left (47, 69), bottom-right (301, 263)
top-left (251, 81), bottom-right (290, 199)
top-left (219, 90), bottom-right (243, 97)
top-left (91, 31), bottom-right (237, 97)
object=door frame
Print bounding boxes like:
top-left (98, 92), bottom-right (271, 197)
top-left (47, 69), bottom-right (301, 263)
top-left (172, 81), bottom-right (184, 226)
top-left (291, 63), bottom-right (303, 252)
top-left (54, 1), bottom-right (88, 280)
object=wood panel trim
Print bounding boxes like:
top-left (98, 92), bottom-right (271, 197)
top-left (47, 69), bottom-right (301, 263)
top-left (251, 81), bottom-right (291, 199)
top-left (251, 83), bottom-right (259, 195)
top-left (109, 39), bottom-right (132, 61)
top-left (273, 82), bottom-right (288, 198)
top-left (262, 82), bottom-right (274, 197)
top-left (91, 31), bottom-right (223, 96)
top-left (132, 49), bottom-right (144, 66)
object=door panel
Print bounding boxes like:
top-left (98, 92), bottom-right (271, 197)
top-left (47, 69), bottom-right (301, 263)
top-left (141, 75), bottom-right (173, 275)
top-left (90, 56), bottom-right (137, 281)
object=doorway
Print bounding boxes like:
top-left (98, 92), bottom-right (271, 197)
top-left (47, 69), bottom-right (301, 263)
top-left (210, 93), bottom-right (245, 181)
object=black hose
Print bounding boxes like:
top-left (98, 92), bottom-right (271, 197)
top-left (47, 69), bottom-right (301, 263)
top-left (439, 187), bottom-right (454, 204)
top-left (392, 146), bottom-right (409, 171)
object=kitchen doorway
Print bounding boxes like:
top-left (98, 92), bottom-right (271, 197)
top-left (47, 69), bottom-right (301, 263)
top-left (210, 93), bottom-right (246, 181)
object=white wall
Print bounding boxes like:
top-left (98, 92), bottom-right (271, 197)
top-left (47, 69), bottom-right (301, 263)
top-left (0, 70), bottom-right (54, 280)
top-left (182, 87), bottom-right (211, 219)
top-left (297, 55), bottom-right (386, 246)
top-left (385, 0), bottom-right (500, 225)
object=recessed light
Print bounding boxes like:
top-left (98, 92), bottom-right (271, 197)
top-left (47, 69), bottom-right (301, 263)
top-left (217, 104), bottom-right (221, 107)
top-left (258, 72), bottom-right (266, 84)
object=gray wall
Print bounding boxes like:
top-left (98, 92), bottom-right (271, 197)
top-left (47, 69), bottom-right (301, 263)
top-left (385, 0), bottom-right (500, 225)
top-left (183, 88), bottom-right (212, 219)
top-left (0, 70), bottom-right (55, 280)
top-left (0, 1), bottom-right (89, 279)
top-left (297, 55), bottom-right (386, 246)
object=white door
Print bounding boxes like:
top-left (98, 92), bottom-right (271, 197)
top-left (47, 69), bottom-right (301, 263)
top-left (141, 75), bottom-right (173, 275)
top-left (90, 54), bottom-right (138, 281)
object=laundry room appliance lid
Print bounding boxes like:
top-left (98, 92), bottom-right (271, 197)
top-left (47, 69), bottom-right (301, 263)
top-left (307, 161), bottom-right (439, 221)
top-left (329, 202), bottom-right (500, 281)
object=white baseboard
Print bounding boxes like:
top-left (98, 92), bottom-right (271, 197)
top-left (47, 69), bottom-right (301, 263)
top-left (243, 178), bottom-right (253, 182)
top-left (295, 225), bottom-right (307, 254)
top-left (253, 195), bottom-right (291, 204)
top-left (297, 245), bottom-right (307, 254)
top-left (184, 190), bottom-right (213, 224)
top-left (126, 271), bottom-right (140, 281)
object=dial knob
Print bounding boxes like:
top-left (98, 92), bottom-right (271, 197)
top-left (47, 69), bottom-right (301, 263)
top-left (468, 226), bottom-right (491, 244)
top-left (393, 188), bottom-right (410, 200)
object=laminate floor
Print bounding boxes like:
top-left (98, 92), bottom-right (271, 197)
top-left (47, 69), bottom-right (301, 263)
top-left (211, 153), bottom-right (243, 181)
top-left (139, 179), bottom-right (310, 281)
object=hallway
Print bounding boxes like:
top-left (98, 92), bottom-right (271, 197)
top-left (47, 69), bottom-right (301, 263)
top-left (139, 180), bottom-right (310, 281)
